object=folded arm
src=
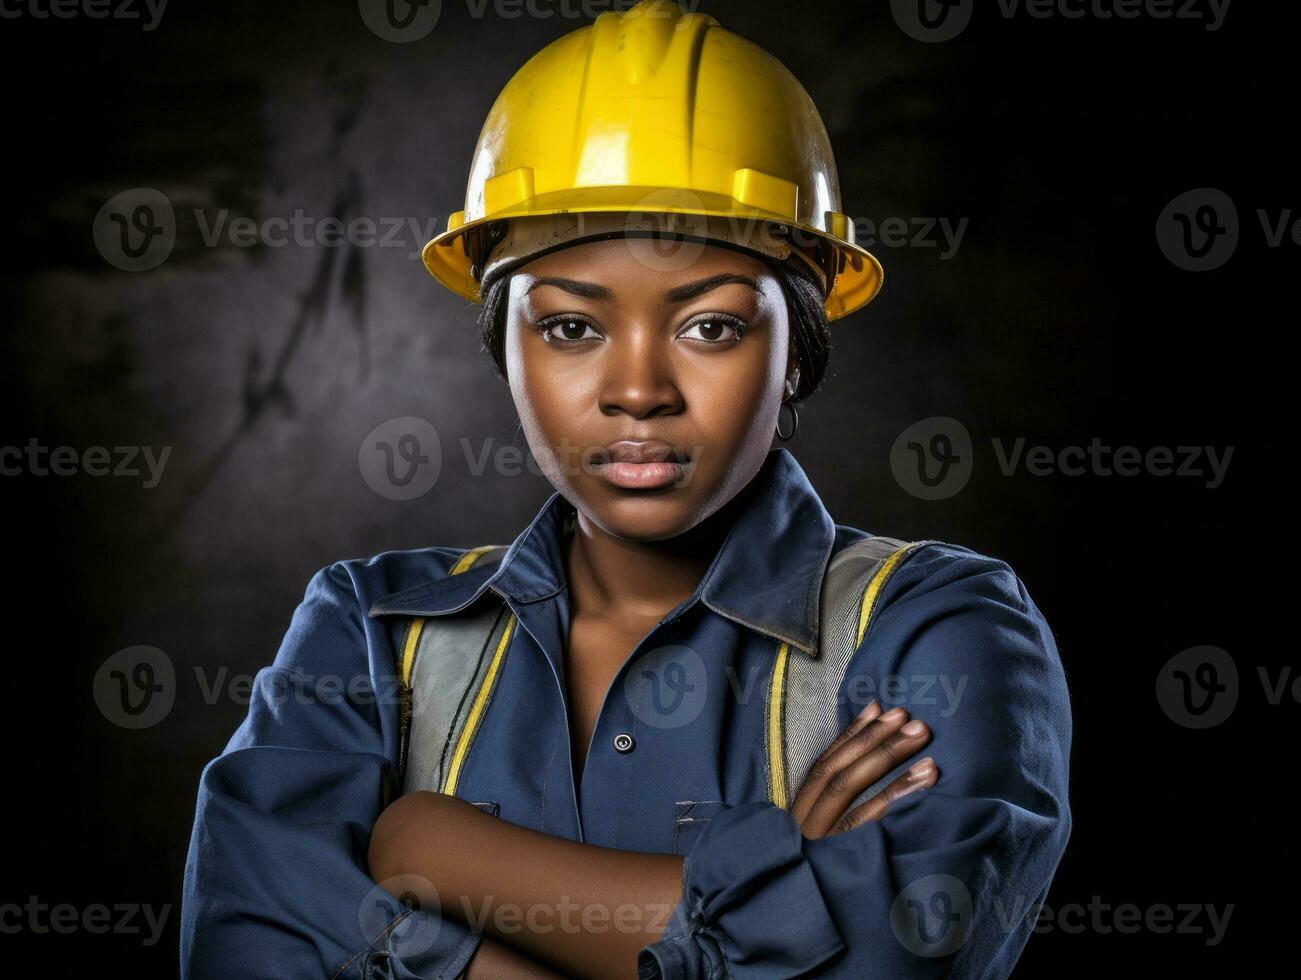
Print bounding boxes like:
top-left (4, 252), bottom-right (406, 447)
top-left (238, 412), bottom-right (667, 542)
top-left (370, 792), bottom-right (684, 979)
top-left (632, 547), bottom-right (1074, 979)
top-left (181, 563), bottom-right (486, 980)
top-left (370, 698), bottom-right (940, 979)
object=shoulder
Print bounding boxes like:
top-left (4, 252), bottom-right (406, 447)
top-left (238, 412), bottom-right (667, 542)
top-left (831, 526), bottom-right (1071, 736)
top-left (830, 525), bottom-right (1063, 690)
top-left (831, 524), bottom-right (1038, 622)
top-left (291, 544), bottom-right (507, 622)
top-left (266, 545), bottom-right (506, 675)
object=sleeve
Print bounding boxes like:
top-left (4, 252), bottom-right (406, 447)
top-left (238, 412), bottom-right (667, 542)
top-left (180, 562), bottom-right (484, 980)
top-left (638, 545), bottom-right (1073, 979)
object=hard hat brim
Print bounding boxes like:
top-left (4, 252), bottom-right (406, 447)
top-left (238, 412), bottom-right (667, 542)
top-left (421, 186), bottom-right (883, 321)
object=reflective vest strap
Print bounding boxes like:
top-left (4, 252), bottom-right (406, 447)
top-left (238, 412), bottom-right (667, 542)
top-left (441, 612), bottom-right (516, 797)
top-left (772, 537), bottom-right (930, 809)
top-left (399, 538), bottom-right (933, 812)
top-left (396, 546), bottom-right (510, 793)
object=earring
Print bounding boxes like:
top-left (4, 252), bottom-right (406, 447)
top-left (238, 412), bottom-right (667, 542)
top-left (776, 400), bottom-right (799, 441)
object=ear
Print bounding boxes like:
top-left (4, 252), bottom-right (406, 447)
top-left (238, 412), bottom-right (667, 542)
top-left (784, 351), bottom-right (802, 402)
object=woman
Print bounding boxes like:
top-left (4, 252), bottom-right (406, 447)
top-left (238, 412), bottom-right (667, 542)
top-left (181, 3), bottom-right (1071, 978)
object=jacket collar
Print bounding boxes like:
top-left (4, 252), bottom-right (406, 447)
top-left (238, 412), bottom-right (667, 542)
top-left (369, 448), bottom-right (837, 657)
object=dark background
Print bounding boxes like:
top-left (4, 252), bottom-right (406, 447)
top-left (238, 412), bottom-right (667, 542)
top-left (1, 0), bottom-right (1293, 974)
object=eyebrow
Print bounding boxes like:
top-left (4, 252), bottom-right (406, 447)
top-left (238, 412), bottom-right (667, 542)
top-left (525, 273), bottom-right (760, 303)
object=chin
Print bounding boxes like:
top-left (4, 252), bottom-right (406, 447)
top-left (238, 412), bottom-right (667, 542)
top-left (582, 485), bottom-right (710, 542)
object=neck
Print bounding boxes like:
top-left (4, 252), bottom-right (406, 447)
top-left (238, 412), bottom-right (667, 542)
top-left (563, 485), bottom-right (756, 625)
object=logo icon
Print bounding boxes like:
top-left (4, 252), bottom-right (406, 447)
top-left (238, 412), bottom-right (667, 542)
top-left (890, 416), bottom-right (973, 501)
top-left (1156, 188), bottom-right (1239, 271)
top-left (93, 188), bottom-right (176, 272)
top-left (1155, 645), bottom-right (1238, 729)
top-left (359, 417), bottom-right (443, 500)
top-left (624, 644), bottom-right (707, 730)
top-left (359, 876), bottom-right (442, 957)
top-left (890, 873), bottom-right (973, 957)
top-left (359, 0), bottom-right (441, 43)
top-left (622, 194), bottom-right (711, 274)
top-left (93, 645), bottom-right (176, 729)
top-left (891, 0), bottom-right (973, 43)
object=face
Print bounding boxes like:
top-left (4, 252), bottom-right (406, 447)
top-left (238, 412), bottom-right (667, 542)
top-left (503, 236), bottom-right (800, 542)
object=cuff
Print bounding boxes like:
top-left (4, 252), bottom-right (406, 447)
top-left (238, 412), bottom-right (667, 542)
top-left (638, 802), bottom-right (844, 980)
top-left (359, 904), bottom-right (483, 980)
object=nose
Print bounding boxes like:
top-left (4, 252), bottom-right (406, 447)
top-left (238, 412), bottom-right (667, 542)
top-left (597, 327), bottom-right (684, 419)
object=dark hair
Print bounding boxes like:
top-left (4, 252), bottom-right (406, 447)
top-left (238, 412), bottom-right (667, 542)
top-left (473, 250), bottom-right (832, 404)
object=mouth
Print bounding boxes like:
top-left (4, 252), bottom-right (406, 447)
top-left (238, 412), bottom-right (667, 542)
top-left (588, 440), bottom-right (692, 490)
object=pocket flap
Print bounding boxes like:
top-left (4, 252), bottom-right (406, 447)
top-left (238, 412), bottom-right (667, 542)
top-left (672, 800), bottom-right (724, 855)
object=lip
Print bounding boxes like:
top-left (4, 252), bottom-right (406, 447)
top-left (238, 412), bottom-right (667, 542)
top-left (590, 440), bottom-right (690, 490)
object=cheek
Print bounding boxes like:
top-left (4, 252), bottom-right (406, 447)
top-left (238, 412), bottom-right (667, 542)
top-left (678, 336), bottom-right (786, 439)
top-left (505, 322), bottom-right (594, 445)
top-left (505, 324), bottom-right (546, 438)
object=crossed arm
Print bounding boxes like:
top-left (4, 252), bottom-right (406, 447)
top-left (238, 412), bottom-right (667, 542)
top-left (182, 552), bottom-right (1069, 979)
top-left (367, 701), bottom-right (938, 980)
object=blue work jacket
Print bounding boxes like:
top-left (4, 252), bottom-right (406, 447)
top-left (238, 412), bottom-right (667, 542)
top-left (180, 448), bottom-right (1072, 979)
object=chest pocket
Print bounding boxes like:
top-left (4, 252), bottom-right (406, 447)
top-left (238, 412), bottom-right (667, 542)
top-left (671, 800), bottom-right (725, 856)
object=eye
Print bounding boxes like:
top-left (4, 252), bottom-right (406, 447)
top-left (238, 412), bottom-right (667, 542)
top-left (535, 317), bottom-right (602, 344)
top-left (679, 314), bottom-right (747, 344)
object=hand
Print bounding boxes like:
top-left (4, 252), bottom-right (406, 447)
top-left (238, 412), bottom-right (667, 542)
top-left (789, 701), bottom-right (939, 839)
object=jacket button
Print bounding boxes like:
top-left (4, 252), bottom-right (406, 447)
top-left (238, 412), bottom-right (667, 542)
top-left (613, 732), bottom-right (635, 754)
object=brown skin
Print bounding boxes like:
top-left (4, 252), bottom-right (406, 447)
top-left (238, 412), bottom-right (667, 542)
top-left (369, 239), bottom-right (940, 979)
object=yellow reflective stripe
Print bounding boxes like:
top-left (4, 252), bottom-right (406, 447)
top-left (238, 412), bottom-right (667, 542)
top-left (766, 641), bottom-right (791, 809)
top-left (451, 544), bottom-right (497, 575)
top-left (402, 547), bottom-right (499, 708)
top-left (403, 546), bottom-right (498, 686)
top-left (441, 612), bottom-right (517, 796)
top-left (855, 544), bottom-right (916, 648)
top-left (400, 618), bottom-right (425, 688)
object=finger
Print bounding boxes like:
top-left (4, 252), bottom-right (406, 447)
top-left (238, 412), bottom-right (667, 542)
top-left (829, 757), bottom-right (939, 835)
top-left (789, 701), bottom-right (890, 824)
top-left (802, 718), bottom-right (933, 838)
top-left (791, 706), bottom-right (910, 826)
top-left (824, 699), bottom-right (882, 755)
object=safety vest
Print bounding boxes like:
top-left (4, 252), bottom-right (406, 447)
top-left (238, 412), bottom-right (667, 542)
top-left (393, 536), bottom-right (930, 809)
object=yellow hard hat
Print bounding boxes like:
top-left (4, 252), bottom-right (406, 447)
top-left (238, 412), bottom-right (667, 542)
top-left (422, 0), bottom-right (883, 321)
